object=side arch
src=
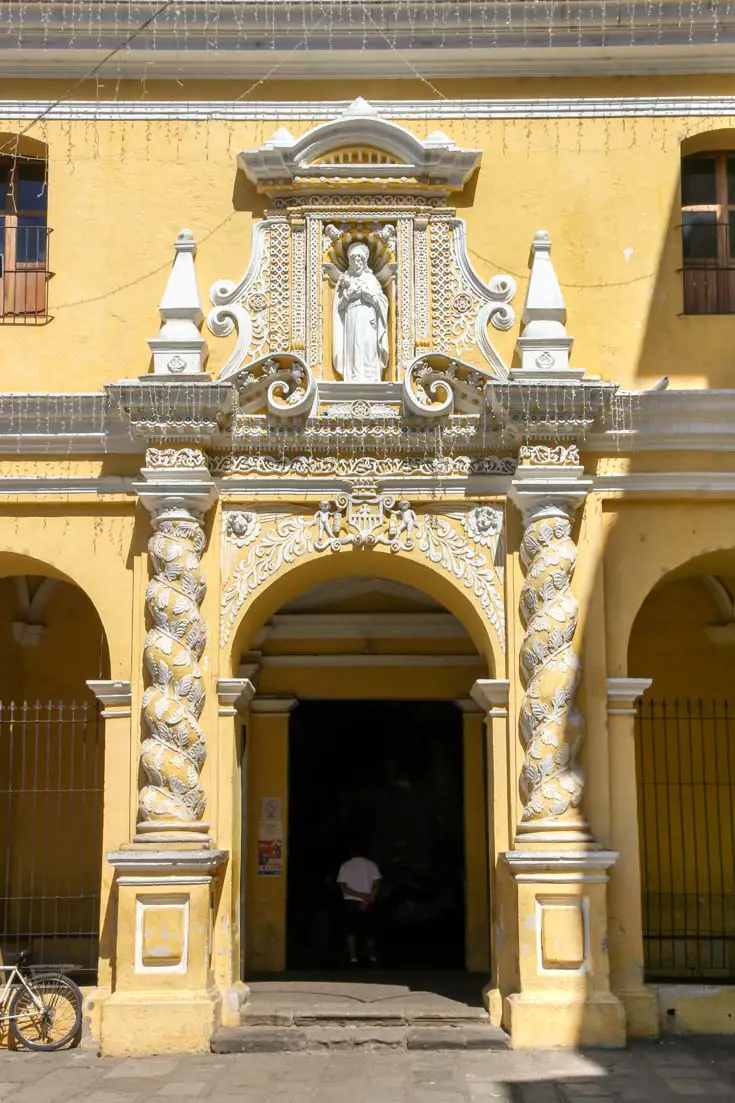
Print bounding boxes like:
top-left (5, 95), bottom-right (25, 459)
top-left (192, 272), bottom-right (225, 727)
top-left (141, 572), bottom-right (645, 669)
top-left (0, 516), bottom-right (135, 682)
top-left (603, 502), bottom-right (735, 675)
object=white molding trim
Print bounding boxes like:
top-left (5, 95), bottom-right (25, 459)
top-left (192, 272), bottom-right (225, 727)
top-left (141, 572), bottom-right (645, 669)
top-left (503, 849), bottom-right (619, 884)
top-left (3, 96), bottom-right (735, 123)
top-left (259, 654), bottom-right (483, 669)
top-left (607, 677), bottom-right (653, 715)
top-left (216, 678), bottom-right (256, 718)
top-left (106, 848), bottom-right (229, 877)
top-left (87, 679), bottom-right (133, 718)
top-left (593, 473), bottom-right (735, 498)
top-left (266, 613), bottom-right (471, 642)
top-left (0, 477), bottom-right (135, 496)
top-left (470, 678), bottom-right (511, 718)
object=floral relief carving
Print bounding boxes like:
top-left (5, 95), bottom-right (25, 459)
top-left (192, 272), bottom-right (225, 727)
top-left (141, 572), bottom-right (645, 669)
top-left (146, 448), bottom-right (210, 470)
top-left (518, 443), bottom-right (581, 467)
top-left (140, 512), bottom-right (209, 829)
top-left (517, 504), bottom-right (585, 827)
top-left (210, 453), bottom-right (517, 477)
top-left (220, 499), bottom-right (505, 653)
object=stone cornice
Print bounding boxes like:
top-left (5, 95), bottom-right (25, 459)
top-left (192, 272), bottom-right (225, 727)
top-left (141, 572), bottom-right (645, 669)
top-left (0, 3), bottom-right (732, 78)
top-left (5, 97), bottom-right (735, 122)
top-left (2, 388), bottom-right (735, 457)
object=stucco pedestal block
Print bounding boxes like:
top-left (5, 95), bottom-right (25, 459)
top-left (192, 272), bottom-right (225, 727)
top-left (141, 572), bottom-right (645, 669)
top-left (102, 846), bottom-right (228, 1056)
top-left (502, 849), bottom-right (625, 1049)
top-left (100, 989), bottom-right (222, 1056)
top-left (505, 991), bottom-right (625, 1048)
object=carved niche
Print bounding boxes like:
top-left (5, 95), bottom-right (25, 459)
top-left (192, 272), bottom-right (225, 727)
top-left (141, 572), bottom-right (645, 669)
top-left (207, 98), bottom-right (516, 400)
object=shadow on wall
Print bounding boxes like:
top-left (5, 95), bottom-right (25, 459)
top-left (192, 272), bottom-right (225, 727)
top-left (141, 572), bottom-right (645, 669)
top-left (634, 127), bottom-right (735, 389)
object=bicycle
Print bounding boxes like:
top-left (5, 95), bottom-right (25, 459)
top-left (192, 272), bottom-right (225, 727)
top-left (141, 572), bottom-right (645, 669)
top-left (0, 951), bottom-right (82, 1051)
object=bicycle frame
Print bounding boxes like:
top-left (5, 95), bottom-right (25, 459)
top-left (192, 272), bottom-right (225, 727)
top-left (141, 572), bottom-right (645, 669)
top-left (0, 965), bottom-right (47, 1022)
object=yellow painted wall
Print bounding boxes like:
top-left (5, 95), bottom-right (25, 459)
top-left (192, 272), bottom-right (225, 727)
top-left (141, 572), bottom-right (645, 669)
top-left (1, 75), bottom-right (735, 392)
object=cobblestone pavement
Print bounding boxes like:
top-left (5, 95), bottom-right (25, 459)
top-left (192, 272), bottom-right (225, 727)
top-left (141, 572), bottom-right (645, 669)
top-left (0, 1038), bottom-right (734, 1102)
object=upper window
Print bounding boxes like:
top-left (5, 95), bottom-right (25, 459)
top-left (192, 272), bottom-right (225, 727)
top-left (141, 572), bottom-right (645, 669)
top-left (682, 153), bottom-right (735, 315)
top-left (0, 153), bottom-right (50, 323)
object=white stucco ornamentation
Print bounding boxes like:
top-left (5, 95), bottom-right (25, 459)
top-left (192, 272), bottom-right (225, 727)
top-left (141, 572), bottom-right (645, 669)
top-left (430, 219), bottom-right (516, 376)
top-left (518, 443), bottom-right (581, 466)
top-left (229, 353), bottom-right (317, 419)
top-left (148, 229), bottom-right (210, 379)
top-left (220, 499), bottom-right (505, 652)
top-left (510, 465), bottom-right (592, 840)
top-left (207, 220), bottom-right (270, 377)
top-left (403, 354), bottom-right (495, 417)
top-left (146, 448), bottom-right (210, 470)
top-left (139, 509), bottom-right (209, 832)
top-left (209, 453), bottom-right (517, 477)
top-left (517, 505), bottom-right (583, 824)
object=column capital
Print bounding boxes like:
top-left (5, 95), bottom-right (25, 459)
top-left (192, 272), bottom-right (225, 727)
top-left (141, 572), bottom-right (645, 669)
top-left (250, 696), bottom-right (298, 715)
top-left (134, 465), bottom-right (218, 522)
top-left (470, 678), bottom-right (510, 718)
top-left (607, 677), bottom-right (653, 716)
top-left (217, 678), bottom-right (256, 717)
top-left (87, 679), bottom-right (132, 718)
top-left (509, 463), bottom-right (592, 523)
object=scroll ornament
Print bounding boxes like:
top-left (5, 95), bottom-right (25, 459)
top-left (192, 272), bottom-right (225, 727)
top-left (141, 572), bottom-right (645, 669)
top-left (139, 514), bottom-right (209, 829)
top-left (220, 499), bottom-right (505, 653)
top-left (517, 505), bottom-right (585, 825)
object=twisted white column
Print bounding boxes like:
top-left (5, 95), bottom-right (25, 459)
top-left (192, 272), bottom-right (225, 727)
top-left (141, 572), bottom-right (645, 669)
top-left (134, 467), bottom-right (217, 844)
top-left (510, 463), bottom-right (593, 843)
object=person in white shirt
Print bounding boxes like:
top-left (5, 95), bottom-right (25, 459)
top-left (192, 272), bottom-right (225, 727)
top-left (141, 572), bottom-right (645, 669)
top-left (337, 853), bottom-right (382, 965)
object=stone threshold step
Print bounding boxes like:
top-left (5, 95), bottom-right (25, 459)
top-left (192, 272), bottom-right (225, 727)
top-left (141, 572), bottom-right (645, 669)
top-left (212, 1024), bottom-right (509, 1053)
top-left (243, 1010), bottom-right (490, 1027)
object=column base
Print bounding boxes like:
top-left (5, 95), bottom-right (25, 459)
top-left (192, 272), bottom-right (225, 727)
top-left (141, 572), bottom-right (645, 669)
top-left (505, 991), bottom-right (626, 1048)
top-left (100, 989), bottom-right (222, 1056)
top-left (221, 981), bottom-right (250, 1028)
top-left (616, 985), bottom-right (659, 1038)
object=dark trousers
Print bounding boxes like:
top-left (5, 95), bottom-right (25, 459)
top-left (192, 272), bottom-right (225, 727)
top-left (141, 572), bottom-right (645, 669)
top-left (341, 899), bottom-right (377, 943)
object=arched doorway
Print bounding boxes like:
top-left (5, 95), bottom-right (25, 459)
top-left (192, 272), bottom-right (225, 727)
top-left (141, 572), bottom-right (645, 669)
top-left (629, 551), bottom-right (735, 983)
top-left (0, 568), bottom-right (109, 978)
top-left (238, 573), bottom-right (492, 980)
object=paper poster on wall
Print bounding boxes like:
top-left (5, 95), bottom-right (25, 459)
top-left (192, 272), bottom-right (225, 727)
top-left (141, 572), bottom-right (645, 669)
top-left (258, 838), bottom-right (283, 876)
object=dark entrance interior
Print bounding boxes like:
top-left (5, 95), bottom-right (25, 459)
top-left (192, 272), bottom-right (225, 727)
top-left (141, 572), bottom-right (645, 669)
top-left (287, 700), bottom-right (465, 970)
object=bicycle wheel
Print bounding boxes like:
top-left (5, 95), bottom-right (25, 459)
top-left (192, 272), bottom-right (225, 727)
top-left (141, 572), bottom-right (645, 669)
top-left (9, 974), bottom-right (82, 1051)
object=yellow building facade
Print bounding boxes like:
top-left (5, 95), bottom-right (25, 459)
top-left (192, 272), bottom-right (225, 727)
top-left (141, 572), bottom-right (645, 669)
top-left (1, 0), bottom-right (735, 1055)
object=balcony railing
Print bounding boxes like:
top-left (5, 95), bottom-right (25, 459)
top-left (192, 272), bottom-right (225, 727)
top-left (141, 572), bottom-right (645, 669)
top-left (0, 224), bottom-right (52, 324)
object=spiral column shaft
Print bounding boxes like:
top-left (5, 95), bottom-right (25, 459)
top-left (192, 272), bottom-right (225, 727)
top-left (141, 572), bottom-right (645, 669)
top-left (510, 463), bottom-right (593, 844)
top-left (134, 468), bottom-right (218, 844)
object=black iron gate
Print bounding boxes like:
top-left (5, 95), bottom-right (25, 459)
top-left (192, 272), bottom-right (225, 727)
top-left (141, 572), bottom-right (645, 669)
top-left (0, 700), bottom-right (103, 979)
top-left (636, 698), bottom-right (735, 981)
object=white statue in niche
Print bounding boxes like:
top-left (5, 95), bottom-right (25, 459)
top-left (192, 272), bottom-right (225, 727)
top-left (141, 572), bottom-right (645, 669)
top-left (330, 242), bottom-right (390, 383)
